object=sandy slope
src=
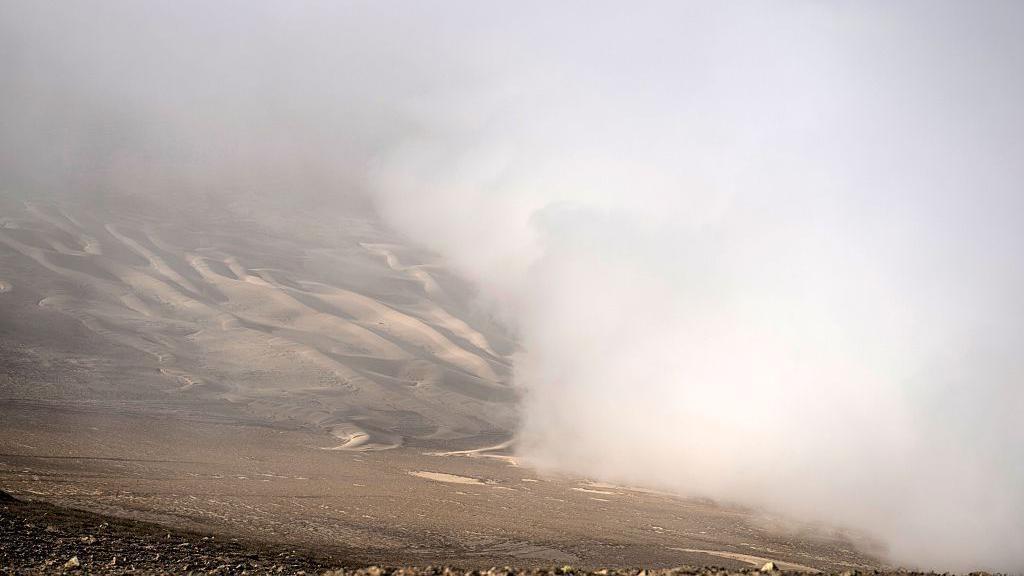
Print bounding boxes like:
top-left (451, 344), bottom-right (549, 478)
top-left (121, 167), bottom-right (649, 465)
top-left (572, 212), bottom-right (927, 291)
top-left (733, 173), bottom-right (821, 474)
top-left (0, 198), bottom-right (515, 450)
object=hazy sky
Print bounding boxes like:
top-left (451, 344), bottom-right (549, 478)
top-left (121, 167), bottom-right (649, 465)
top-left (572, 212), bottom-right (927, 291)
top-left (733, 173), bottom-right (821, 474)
top-left (2, 1), bottom-right (1023, 571)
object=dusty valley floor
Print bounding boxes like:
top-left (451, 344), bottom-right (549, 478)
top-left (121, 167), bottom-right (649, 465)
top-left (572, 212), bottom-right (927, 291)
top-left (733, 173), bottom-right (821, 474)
top-left (1, 197), bottom-right (882, 572)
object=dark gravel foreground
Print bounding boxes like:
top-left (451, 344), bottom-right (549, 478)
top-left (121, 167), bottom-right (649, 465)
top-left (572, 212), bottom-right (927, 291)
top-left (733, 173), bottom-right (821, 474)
top-left (0, 490), bottom-right (994, 576)
top-left (0, 489), bottom-right (343, 574)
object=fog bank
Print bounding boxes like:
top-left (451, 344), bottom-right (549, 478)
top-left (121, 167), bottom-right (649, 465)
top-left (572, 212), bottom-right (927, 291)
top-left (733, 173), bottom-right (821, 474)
top-left (2, 1), bottom-right (1022, 571)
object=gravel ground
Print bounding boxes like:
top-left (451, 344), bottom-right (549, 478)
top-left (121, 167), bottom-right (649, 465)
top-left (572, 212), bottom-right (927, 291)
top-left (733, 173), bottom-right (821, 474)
top-left (1, 490), bottom-right (995, 576)
top-left (0, 489), bottom-right (345, 575)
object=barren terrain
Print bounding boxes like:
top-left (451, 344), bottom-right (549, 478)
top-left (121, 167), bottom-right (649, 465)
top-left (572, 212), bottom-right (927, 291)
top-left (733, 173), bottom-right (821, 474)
top-left (1, 198), bottom-right (882, 571)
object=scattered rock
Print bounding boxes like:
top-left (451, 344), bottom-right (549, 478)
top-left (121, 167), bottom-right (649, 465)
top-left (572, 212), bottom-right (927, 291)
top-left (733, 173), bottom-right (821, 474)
top-left (4, 488), bottom-right (917, 576)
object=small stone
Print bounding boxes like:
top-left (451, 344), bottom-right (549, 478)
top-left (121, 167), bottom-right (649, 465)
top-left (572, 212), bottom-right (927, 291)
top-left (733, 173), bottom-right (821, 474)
top-left (63, 556), bottom-right (81, 570)
top-left (80, 535), bottom-right (96, 544)
top-left (760, 562), bottom-right (777, 572)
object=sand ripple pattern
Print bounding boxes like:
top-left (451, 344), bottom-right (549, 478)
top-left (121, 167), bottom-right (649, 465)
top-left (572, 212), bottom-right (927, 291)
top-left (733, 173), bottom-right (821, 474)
top-left (0, 200), bottom-right (515, 448)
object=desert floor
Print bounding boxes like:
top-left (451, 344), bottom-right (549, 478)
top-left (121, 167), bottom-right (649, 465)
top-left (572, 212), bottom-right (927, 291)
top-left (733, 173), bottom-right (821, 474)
top-left (1, 197), bottom-right (881, 571)
top-left (0, 403), bottom-right (880, 571)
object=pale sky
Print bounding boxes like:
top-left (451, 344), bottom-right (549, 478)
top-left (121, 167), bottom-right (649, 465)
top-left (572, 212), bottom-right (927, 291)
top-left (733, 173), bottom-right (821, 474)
top-left (2, 1), bottom-right (1022, 571)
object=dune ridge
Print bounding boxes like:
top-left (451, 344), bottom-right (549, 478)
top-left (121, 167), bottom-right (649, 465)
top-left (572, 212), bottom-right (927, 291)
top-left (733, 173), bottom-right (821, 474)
top-left (0, 199), bottom-right (515, 449)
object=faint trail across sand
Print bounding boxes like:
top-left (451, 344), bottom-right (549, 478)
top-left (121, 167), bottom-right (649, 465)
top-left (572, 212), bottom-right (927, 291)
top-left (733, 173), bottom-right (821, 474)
top-left (409, 471), bottom-right (485, 485)
top-left (673, 549), bottom-right (820, 572)
top-left (425, 439), bottom-right (518, 465)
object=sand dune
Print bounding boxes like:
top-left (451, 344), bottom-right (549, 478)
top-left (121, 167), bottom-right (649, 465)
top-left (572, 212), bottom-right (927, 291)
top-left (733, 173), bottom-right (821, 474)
top-left (0, 199), bottom-right (515, 449)
top-left (26, 203), bottom-right (103, 255)
top-left (104, 223), bottom-right (204, 295)
top-left (0, 197), bottom-right (886, 571)
top-left (361, 242), bottom-right (445, 298)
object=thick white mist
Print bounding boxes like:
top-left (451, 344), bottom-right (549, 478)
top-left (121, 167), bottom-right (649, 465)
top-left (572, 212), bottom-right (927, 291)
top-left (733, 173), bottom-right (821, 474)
top-left (371, 2), bottom-right (1024, 572)
top-left (3, 1), bottom-right (1022, 571)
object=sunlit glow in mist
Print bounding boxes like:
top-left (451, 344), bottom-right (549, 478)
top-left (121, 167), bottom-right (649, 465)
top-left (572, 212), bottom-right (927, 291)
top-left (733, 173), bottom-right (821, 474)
top-left (2, 1), bottom-right (1022, 571)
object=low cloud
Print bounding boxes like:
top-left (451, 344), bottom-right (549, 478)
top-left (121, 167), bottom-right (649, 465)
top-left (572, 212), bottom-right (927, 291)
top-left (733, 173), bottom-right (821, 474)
top-left (2, 1), bottom-right (1022, 571)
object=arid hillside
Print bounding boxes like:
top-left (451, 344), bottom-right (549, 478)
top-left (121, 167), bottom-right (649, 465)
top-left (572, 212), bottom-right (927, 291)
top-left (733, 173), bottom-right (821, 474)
top-left (0, 197), bottom-right (516, 451)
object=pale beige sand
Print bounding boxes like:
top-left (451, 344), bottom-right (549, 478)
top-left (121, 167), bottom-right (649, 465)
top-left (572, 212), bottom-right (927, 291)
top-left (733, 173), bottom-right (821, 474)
top-left (427, 440), bottom-right (519, 465)
top-left (572, 487), bottom-right (618, 495)
top-left (410, 471), bottom-right (486, 485)
top-left (672, 549), bottom-right (821, 572)
top-left (325, 423), bottom-right (402, 451)
top-left (0, 198), bottom-right (515, 451)
top-left (361, 242), bottom-right (445, 299)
